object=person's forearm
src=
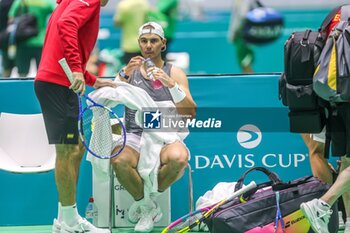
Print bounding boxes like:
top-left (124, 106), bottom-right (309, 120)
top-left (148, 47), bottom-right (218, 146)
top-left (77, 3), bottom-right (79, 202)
top-left (175, 99), bottom-right (196, 118)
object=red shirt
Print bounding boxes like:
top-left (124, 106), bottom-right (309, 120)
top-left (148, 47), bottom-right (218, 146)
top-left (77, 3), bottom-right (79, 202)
top-left (35, 0), bottom-right (100, 87)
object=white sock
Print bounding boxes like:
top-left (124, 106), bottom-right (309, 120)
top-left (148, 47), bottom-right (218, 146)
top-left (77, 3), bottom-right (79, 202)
top-left (150, 191), bottom-right (162, 202)
top-left (61, 203), bottom-right (81, 227)
top-left (135, 198), bottom-right (145, 206)
top-left (57, 202), bottom-right (62, 223)
top-left (318, 199), bottom-right (331, 209)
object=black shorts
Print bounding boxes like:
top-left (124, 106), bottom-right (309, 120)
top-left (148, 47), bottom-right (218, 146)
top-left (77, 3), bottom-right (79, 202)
top-left (34, 80), bottom-right (79, 144)
top-left (330, 103), bottom-right (350, 157)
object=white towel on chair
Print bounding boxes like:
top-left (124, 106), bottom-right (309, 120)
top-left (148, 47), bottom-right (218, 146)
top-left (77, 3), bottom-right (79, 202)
top-left (87, 80), bottom-right (188, 198)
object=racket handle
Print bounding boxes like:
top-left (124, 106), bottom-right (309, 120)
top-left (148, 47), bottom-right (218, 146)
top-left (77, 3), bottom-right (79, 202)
top-left (227, 181), bottom-right (257, 202)
top-left (58, 58), bottom-right (74, 84)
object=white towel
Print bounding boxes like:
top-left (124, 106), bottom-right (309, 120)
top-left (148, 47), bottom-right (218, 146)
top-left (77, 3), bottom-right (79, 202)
top-left (87, 80), bottom-right (188, 198)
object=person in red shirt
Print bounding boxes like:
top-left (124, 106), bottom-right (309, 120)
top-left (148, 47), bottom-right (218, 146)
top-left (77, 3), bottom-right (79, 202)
top-left (34, 0), bottom-right (115, 232)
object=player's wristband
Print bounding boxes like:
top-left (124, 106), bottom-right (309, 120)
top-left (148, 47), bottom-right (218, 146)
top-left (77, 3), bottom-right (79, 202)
top-left (169, 82), bottom-right (186, 103)
top-left (118, 69), bottom-right (129, 80)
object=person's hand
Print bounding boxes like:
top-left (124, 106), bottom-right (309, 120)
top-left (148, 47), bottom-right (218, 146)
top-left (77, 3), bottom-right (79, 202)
top-left (150, 68), bottom-right (176, 88)
top-left (93, 78), bottom-right (117, 89)
top-left (124, 56), bottom-right (144, 76)
top-left (70, 72), bottom-right (86, 95)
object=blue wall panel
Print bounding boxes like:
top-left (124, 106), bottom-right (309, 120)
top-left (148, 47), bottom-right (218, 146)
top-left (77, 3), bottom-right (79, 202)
top-left (0, 75), bottom-right (336, 225)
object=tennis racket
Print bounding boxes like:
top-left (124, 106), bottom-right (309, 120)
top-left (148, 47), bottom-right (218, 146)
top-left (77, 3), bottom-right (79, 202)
top-left (162, 181), bottom-right (257, 233)
top-left (58, 58), bottom-right (126, 159)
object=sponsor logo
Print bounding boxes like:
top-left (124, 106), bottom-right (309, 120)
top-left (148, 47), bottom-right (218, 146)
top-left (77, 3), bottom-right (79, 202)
top-left (193, 124), bottom-right (308, 170)
top-left (237, 124), bottom-right (262, 149)
top-left (194, 153), bottom-right (307, 169)
top-left (142, 109), bottom-right (222, 130)
top-left (285, 215), bottom-right (306, 228)
top-left (143, 110), bottom-right (162, 129)
top-left (134, 80), bottom-right (142, 85)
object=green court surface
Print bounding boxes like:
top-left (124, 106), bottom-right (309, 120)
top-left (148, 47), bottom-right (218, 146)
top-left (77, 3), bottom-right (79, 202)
top-left (0, 226), bottom-right (345, 233)
top-left (0, 226), bottom-right (206, 233)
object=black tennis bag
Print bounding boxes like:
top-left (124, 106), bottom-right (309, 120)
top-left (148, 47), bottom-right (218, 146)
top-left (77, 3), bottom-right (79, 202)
top-left (278, 6), bottom-right (341, 133)
top-left (205, 167), bottom-right (338, 233)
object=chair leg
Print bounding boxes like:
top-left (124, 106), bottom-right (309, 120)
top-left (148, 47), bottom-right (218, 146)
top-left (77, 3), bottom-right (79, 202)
top-left (187, 163), bottom-right (194, 212)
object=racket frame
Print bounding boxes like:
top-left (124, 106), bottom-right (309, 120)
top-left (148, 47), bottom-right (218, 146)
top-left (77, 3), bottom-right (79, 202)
top-left (58, 58), bottom-right (126, 159)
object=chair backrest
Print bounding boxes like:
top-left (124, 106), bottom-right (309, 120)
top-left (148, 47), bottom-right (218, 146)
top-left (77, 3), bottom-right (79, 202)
top-left (0, 112), bottom-right (55, 168)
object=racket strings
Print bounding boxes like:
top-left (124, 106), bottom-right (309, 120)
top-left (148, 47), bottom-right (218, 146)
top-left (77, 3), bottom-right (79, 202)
top-left (80, 106), bottom-right (125, 159)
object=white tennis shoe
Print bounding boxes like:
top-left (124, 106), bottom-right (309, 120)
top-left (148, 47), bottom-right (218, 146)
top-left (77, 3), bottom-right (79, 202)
top-left (300, 199), bottom-right (332, 233)
top-left (128, 201), bottom-right (142, 224)
top-left (52, 218), bottom-right (61, 233)
top-left (60, 218), bottom-right (110, 233)
top-left (134, 201), bottom-right (163, 233)
top-left (128, 199), bottom-right (162, 224)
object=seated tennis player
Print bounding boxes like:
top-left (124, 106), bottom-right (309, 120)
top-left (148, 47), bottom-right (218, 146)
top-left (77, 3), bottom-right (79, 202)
top-left (111, 22), bottom-right (197, 233)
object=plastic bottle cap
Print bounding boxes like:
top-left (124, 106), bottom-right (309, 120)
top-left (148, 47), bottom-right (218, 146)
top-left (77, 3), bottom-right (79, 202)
top-left (89, 197), bottom-right (94, 202)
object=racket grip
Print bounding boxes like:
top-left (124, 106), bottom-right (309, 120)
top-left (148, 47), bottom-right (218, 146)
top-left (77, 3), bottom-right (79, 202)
top-left (58, 58), bottom-right (74, 84)
top-left (227, 181), bottom-right (257, 202)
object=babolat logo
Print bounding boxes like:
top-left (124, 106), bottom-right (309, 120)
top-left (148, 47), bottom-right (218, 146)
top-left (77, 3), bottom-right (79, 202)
top-left (143, 110), bottom-right (162, 129)
top-left (285, 215), bottom-right (305, 228)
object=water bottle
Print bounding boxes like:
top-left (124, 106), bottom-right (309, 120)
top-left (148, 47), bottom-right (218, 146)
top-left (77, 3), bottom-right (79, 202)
top-left (144, 58), bottom-right (163, 89)
top-left (85, 197), bottom-right (98, 225)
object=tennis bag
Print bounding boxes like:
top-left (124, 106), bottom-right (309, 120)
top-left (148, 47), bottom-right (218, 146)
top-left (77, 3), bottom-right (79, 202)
top-left (313, 5), bottom-right (350, 103)
top-left (242, 0), bottom-right (284, 44)
top-left (205, 167), bottom-right (339, 233)
top-left (278, 6), bottom-right (341, 133)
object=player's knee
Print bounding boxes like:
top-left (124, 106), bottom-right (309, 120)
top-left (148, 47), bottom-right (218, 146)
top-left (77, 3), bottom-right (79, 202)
top-left (112, 155), bottom-right (133, 171)
top-left (168, 153), bottom-right (188, 171)
top-left (56, 144), bottom-right (84, 160)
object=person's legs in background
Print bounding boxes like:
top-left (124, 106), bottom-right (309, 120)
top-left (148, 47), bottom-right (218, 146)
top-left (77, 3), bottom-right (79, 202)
top-left (233, 34), bottom-right (254, 74)
top-left (301, 133), bottom-right (333, 185)
top-left (15, 43), bottom-right (32, 77)
top-left (300, 165), bottom-right (350, 233)
top-left (300, 132), bottom-right (348, 229)
top-left (339, 156), bottom-right (350, 232)
top-left (1, 45), bottom-right (14, 77)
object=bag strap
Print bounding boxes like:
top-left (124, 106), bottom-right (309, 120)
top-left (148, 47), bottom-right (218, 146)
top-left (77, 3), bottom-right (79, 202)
top-left (235, 166), bottom-right (282, 192)
top-left (300, 29), bottom-right (312, 63)
top-left (272, 176), bottom-right (313, 191)
top-left (324, 106), bottom-right (335, 159)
